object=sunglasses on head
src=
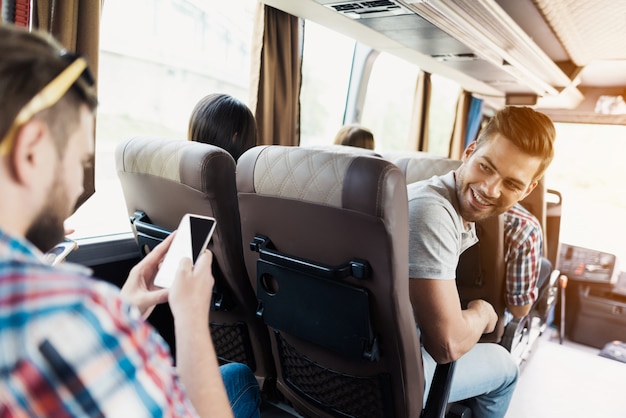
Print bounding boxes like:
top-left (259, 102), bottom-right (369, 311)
top-left (0, 51), bottom-right (95, 156)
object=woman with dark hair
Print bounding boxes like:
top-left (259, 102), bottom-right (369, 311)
top-left (188, 93), bottom-right (257, 161)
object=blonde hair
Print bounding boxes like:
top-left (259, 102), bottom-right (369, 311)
top-left (333, 124), bottom-right (375, 150)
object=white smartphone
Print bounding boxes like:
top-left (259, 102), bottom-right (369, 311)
top-left (44, 239), bottom-right (78, 265)
top-left (154, 213), bottom-right (217, 288)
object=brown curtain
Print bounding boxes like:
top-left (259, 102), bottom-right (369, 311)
top-left (33, 0), bottom-right (102, 208)
top-left (407, 71), bottom-right (431, 151)
top-left (449, 90), bottom-right (472, 159)
top-left (251, 4), bottom-right (302, 146)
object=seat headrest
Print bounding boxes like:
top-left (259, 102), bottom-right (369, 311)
top-left (380, 150), bottom-right (432, 164)
top-left (395, 156), bottom-right (462, 185)
top-left (116, 137), bottom-right (235, 192)
top-left (237, 145), bottom-right (404, 217)
top-left (520, 177), bottom-right (546, 220)
top-left (304, 144), bottom-right (382, 158)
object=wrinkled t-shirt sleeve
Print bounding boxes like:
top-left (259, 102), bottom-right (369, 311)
top-left (408, 195), bottom-right (461, 280)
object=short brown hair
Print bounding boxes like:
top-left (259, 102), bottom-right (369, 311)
top-left (476, 106), bottom-right (555, 180)
top-left (0, 24), bottom-right (98, 155)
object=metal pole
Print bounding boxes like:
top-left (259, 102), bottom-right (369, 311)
top-left (559, 275), bottom-right (568, 344)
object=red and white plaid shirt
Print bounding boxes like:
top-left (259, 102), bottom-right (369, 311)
top-left (0, 229), bottom-right (198, 417)
top-left (503, 203), bottom-right (543, 307)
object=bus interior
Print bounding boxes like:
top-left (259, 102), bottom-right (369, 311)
top-left (2, 0), bottom-right (626, 416)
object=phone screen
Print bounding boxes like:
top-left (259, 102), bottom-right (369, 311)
top-left (189, 215), bottom-right (215, 263)
top-left (154, 214), bottom-right (216, 288)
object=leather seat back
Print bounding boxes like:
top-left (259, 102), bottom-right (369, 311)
top-left (115, 136), bottom-right (275, 386)
top-left (236, 145), bottom-right (427, 417)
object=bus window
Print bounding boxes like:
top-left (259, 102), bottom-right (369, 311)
top-left (360, 52), bottom-right (419, 152)
top-left (547, 123), bottom-right (626, 262)
top-left (299, 21), bottom-right (355, 147)
top-left (428, 74), bottom-right (461, 157)
top-left (64, 0), bottom-right (257, 238)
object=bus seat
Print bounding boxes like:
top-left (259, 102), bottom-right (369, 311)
top-left (114, 136), bottom-right (276, 391)
top-left (379, 149), bottom-right (433, 164)
top-left (519, 179), bottom-right (565, 268)
top-left (393, 155), bottom-right (507, 344)
top-left (394, 154), bottom-right (462, 185)
top-left (545, 189), bottom-right (563, 268)
top-left (236, 145), bottom-right (456, 418)
top-left (304, 143), bottom-right (382, 157)
top-left (519, 178), bottom-right (548, 259)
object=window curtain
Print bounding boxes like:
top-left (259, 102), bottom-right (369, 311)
top-left (449, 91), bottom-right (471, 159)
top-left (449, 92), bottom-right (484, 159)
top-left (407, 71), bottom-right (431, 151)
top-left (250, 4), bottom-right (302, 146)
top-left (33, 0), bottom-right (102, 208)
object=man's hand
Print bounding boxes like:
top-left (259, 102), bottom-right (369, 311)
top-left (410, 279), bottom-right (499, 362)
top-left (467, 299), bottom-right (498, 334)
top-left (168, 250), bottom-right (233, 418)
top-left (168, 249), bottom-right (215, 327)
top-left (120, 233), bottom-right (174, 319)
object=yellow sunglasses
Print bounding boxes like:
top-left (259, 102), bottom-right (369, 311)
top-left (0, 55), bottom-right (92, 156)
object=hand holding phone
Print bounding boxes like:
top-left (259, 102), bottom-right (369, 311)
top-left (44, 239), bottom-right (78, 265)
top-left (154, 214), bottom-right (217, 288)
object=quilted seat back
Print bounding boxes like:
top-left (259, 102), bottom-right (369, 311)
top-left (236, 145), bottom-right (427, 417)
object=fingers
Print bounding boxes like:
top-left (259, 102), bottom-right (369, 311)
top-left (192, 250), bottom-right (215, 291)
top-left (169, 251), bottom-right (214, 298)
top-left (136, 287), bottom-right (170, 319)
top-left (144, 232), bottom-right (176, 264)
top-left (193, 250), bottom-right (213, 273)
top-left (177, 256), bottom-right (193, 273)
top-left (127, 233), bottom-right (177, 290)
top-left (169, 251), bottom-right (215, 325)
top-left (144, 287), bottom-right (170, 306)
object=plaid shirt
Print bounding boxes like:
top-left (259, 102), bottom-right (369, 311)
top-left (0, 230), bottom-right (198, 417)
top-left (503, 204), bottom-right (543, 307)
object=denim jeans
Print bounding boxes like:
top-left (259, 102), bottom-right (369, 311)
top-left (422, 343), bottom-right (519, 418)
top-left (220, 362), bottom-right (262, 418)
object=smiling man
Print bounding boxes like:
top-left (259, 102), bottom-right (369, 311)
top-left (407, 106), bottom-right (556, 418)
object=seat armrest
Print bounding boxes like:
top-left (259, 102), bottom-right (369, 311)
top-left (422, 361), bottom-right (457, 418)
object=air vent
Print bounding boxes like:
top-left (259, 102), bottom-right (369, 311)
top-left (324, 0), bottom-right (412, 19)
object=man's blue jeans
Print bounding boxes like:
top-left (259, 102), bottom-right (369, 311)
top-left (220, 362), bottom-right (261, 418)
top-left (422, 343), bottom-right (519, 418)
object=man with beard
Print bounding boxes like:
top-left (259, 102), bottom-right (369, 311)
top-left (0, 24), bottom-right (260, 417)
top-left (407, 106), bottom-right (556, 418)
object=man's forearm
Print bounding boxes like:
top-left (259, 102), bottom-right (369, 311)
top-left (175, 321), bottom-right (233, 418)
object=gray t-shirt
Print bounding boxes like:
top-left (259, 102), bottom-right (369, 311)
top-left (407, 171), bottom-right (478, 280)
